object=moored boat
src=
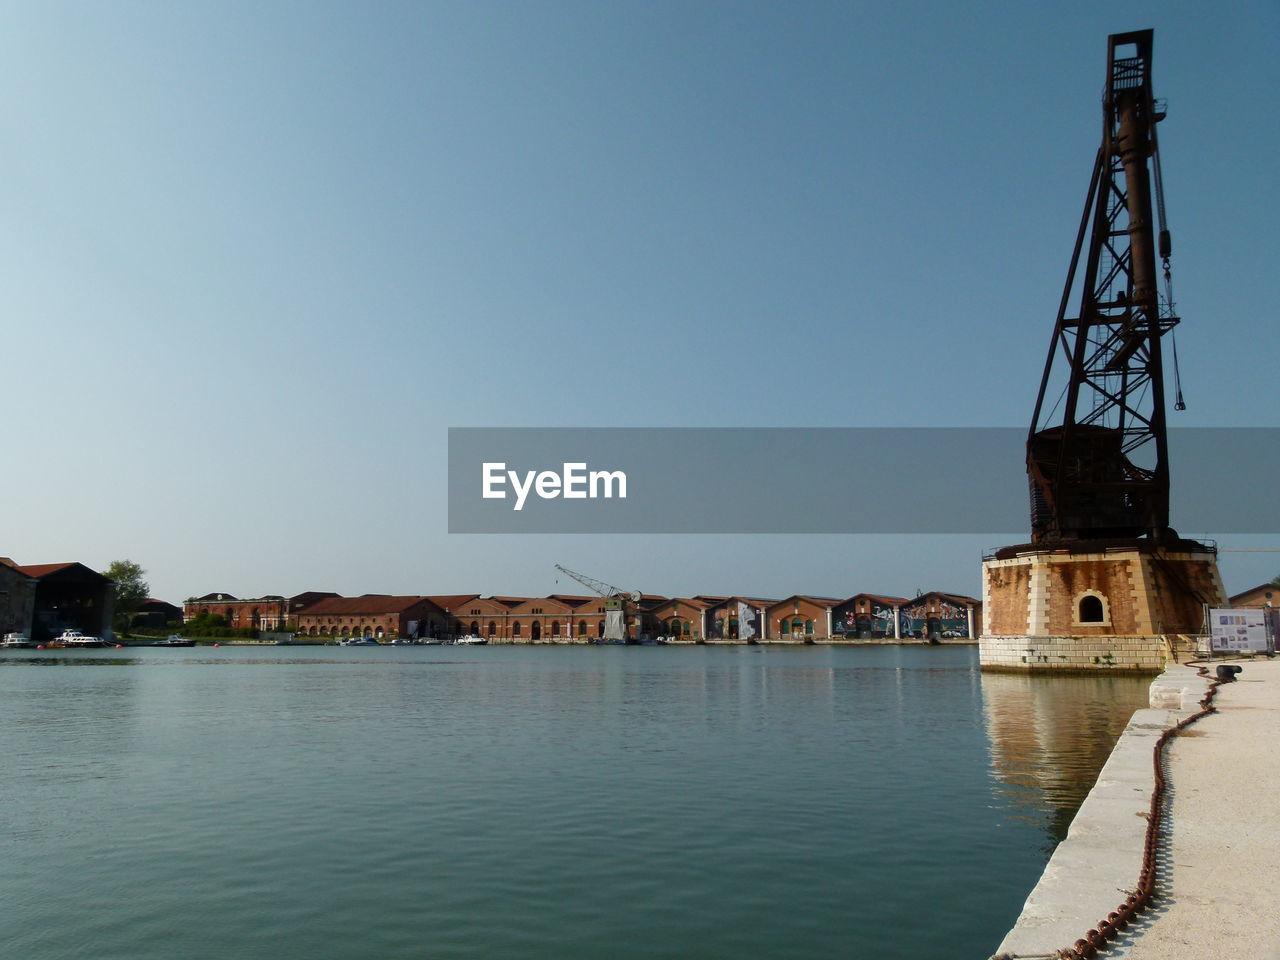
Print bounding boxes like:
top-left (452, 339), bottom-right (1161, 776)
top-left (1, 632), bottom-right (35, 648)
top-left (152, 635), bottom-right (195, 647)
top-left (54, 629), bottom-right (107, 648)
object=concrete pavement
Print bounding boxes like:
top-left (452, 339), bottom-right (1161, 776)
top-left (992, 658), bottom-right (1280, 959)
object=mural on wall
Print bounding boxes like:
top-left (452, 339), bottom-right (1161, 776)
top-left (832, 602), bottom-right (897, 637)
top-left (900, 598), bottom-right (970, 638)
top-left (709, 602), bottom-right (762, 639)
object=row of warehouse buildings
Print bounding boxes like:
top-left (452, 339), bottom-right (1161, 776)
top-left (183, 589), bottom-right (985, 642)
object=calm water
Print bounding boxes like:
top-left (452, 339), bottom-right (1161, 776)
top-left (0, 645), bottom-right (1150, 960)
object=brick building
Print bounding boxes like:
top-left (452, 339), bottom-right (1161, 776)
top-left (830, 594), bottom-right (910, 639)
top-left (1, 559), bottom-right (115, 642)
top-left (1230, 583), bottom-right (1279, 609)
top-left (764, 595), bottom-right (842, 639)
top-left (980, 540), bottom-right (1225, 672)
top-left (184, 591), bottom-right (338, 631)
top-left (295, 596), bottom-right (447, 640)
top-left (646, 597), bottom-right (710, 639)
top-left (702, 597), bottom-right (775, 640)
top-left (0, 559), bottom-right (38, 638)
top-left (499, 596), bottom-right (585, 641)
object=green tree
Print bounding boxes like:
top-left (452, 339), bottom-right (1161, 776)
top-left (1271, 573), bottom-right (1280, 588)
top-left (104, 559), bottom-right (149, 628)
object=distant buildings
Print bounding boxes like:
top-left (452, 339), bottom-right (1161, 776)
top-left (181, 585), bottom-right (982, 641)
top-left (0, 558), bottom-right (115, 642)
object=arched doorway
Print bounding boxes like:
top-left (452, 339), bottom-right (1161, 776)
top-left (531, 621), bottom-right (542, 641)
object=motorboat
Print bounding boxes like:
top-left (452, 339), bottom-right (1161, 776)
top-left (340, 637), bottom-right (381, 646)
top-left (53, 629), bottom-right (107, 648)
top-left (152, 635), bottom-right (195, 647)
top-left (453, 635), bottom-right (488, 645)
top-left (1, 632), bottom-right (35, 648)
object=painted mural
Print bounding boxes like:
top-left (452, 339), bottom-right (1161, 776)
top-left (900, 598), bottom-right (970, 639)
top-left (709, 602), bottom-right (762, 640)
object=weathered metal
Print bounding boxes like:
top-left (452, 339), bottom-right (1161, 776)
top-left (1028, 30), bottom-right (1180, 545)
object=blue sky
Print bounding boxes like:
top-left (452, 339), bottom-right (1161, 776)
top-left (2, 1), bottom-right (1276, 603)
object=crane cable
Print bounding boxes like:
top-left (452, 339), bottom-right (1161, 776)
top-left (1150, 104), bottom-right (1186, 411)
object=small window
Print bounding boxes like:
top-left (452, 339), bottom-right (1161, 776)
top-left (1079, 596), bottom-right (1104, 623)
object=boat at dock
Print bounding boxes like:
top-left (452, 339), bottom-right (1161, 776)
top-left (52, 629), bottom-right (107, 648)
top-left (1, 632), bottom-right (35, 648)
top-left (151, 635), bottom-right (196, 647)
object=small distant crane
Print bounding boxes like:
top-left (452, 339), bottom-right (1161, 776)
top-left (553, 564), bottom-right (642, 642)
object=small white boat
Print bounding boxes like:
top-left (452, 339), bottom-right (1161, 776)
top-left (53, 629), bottom-right (107, 648)
top-left (454, 635), bottom-right (488, 645)
top-left (1, 632), bottom-right (35, 649)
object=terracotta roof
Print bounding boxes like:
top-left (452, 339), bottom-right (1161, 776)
top-left (17, 562), bottom-right (105, 580)
top-left (425, 595), bottom-right (482, 611)
top-left (488, 596), bottom-right (532, 607)
top-left (902, 591), bottom-right (980, 606)
top-left (547, 594), bottom-right (598, 606)
top-left (840, 593), bottom-right (911, 605)
top-left (298, 596), bottom-right (438, 616)
top-left (1230, 583), bottom-right (1278, 603)
top-left (650, 597), bottom-right (711, 610)
top-left (767, 594), bottom-right (842, 607)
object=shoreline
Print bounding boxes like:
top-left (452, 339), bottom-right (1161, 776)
top-left (988, 662), bottom-right (1219, 959)
top-left (175, 637), bottom-right (983, 647)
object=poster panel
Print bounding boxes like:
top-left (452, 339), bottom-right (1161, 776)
top-left (1209, 608), bottom-right (1270, 652)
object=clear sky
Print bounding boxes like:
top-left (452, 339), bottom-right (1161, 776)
top-left (2, 1), bottom-right (1276, 603)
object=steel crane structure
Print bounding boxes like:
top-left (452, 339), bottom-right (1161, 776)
top-left (553, 564), bottom-right (642, 642)
top-left (1027, 29), bottom-right (1186, 545)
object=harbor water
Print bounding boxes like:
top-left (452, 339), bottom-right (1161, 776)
top-left (0, 645), bottom-right (1150, 959)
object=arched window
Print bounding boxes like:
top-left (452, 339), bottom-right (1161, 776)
top-left (550, 621), bottom-right (560, 637)
top-left (780, 619), bottom-right (791, 635)
top-left (470, 620), bottom-right (479, 635)
top-left (597, 620), bottom-right (605, 637)
top-left (488, 621), bottom-right (496, 637)
top-left (578, 620), bottom-right (587, 636)
top-left (512, 621), bottom-right (522, 637)
top-left (1079, 595), bottom-right (1105, 623)
top-left (804, 620), bottom-right (814, 635)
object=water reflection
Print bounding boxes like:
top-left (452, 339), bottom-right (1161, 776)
top-left (981, 671), bottom-right (1151, 852)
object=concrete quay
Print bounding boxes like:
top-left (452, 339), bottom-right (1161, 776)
top-left (991, 658), bottom-right (1280, 959)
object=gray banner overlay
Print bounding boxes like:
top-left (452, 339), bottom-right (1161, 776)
top-left (448, 428), bottom-right (1279, 534)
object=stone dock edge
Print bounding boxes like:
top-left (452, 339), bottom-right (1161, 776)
top-left (988, 664), bottom-right (1211, 959)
